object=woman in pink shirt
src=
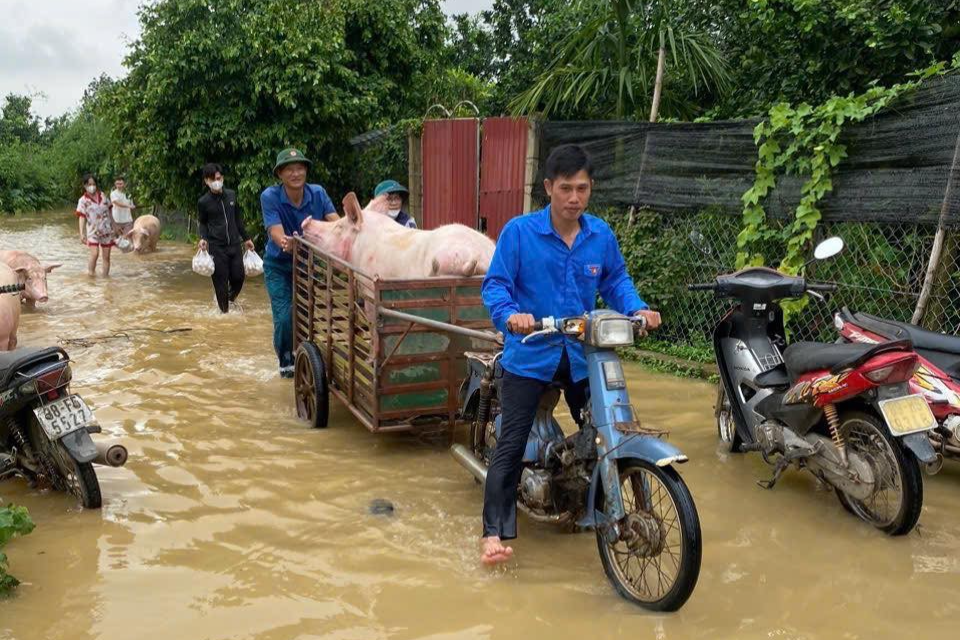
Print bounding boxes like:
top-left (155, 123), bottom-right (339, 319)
top-left (75, 174), bottom-right (116, 276)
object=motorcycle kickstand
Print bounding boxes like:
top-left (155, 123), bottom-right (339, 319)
top-left (757, 456), bottom-right (790, 490)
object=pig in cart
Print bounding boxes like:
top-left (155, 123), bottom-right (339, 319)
top-left (291, 237), bottom-right (499, 433)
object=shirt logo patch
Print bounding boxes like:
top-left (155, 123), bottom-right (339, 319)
top-left (585, 264), bottom-right (601, 277)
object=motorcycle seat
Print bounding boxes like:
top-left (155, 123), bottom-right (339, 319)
top-left (0, 347), bottom-right (66, 388)
top-left (854, 312), bottom-right (960, 356)
top-left (782, 340), bottom-right (911, 379)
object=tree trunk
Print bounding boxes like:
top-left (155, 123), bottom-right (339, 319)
top-left (649, 46), bottom-right (666, 123)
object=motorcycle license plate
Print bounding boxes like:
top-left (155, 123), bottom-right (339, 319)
top-left (33, 395), bottom-right (95, 440)
top-left (878, 395), bottom-right (937, 436)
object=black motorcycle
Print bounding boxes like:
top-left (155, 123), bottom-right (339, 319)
top-left (0, 284), bottom-right (127, 508)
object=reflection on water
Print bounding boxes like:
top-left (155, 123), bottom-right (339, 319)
top-left (1, 212), bottom-right (959, 640)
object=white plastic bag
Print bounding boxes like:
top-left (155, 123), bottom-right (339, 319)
top-left (243, 249), bottom-right (264, 277)
top-left (115, 236), bottom-right (133, 253)
top-left (192, 249), bottom-right (215, 276)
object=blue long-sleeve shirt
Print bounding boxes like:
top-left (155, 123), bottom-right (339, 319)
top-left (482, 205), bottom-right (648, 382)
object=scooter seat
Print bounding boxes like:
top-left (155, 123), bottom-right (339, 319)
top-left (854, 312), bottom-right (960, 356)
top-left (782, 341), bottom-right (904, 379)
top-left (0, 347), bottom-right (66, 388)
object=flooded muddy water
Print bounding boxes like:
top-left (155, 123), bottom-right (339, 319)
top-left (2, 212), bottom-right (960, 640)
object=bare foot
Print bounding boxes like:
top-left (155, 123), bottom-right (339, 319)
top-left (480, 536), bottom-right (514, 566)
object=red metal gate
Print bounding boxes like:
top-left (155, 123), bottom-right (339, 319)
top-left (479, 117), bottom-right (530, 240)
top-left (421, 118), bottom-right (479, 230)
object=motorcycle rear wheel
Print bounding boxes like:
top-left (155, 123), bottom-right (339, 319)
top-left (596, 459), bottom-right (702, 611)
top-left (28, 415), bottom-right (101, 509)
top-left (834, 410), bottom-right (922, 536)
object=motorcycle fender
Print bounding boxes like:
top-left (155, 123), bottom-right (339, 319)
top-left (577, 436), bottom-right (689, 529)
top-left (901, 432), bottom-right (937, 464)
top-left (60, 429), bottom-right (98, 464)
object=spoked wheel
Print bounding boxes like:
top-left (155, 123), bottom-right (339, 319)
top-left (28, 416), bottom-right (101, 509)
top-left (716, 384), bottom-right (742, 453)
top-left (596, 459), bottom-right (702, 611)
top-left (834, 410), bottom-right (922, 536)
top-left (294, 342), bottom-right (329, 429)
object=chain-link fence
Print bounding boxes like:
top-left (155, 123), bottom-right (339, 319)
top-left (641, 210), bottom-right (944, 348)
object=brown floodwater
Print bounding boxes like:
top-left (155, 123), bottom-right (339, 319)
top-left (1, 212), bottom-right (959, 640)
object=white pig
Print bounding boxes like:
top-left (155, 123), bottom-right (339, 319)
top-left (124, 214), bottom-right (161, 254)
top-left (301, 193), bottom-right (494, 278)
top-left (0, 264), bottom-right (21, 351)
top-left (0, 250), bottom-right (61, 309)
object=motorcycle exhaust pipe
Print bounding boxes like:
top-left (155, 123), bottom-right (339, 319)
top-left (94, 441), bottom-right (128, 468)
top-left (450, 444), bottom-right (487, 484)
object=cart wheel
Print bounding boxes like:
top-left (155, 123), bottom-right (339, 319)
top-left (295, 342), bottom-right (329, 429)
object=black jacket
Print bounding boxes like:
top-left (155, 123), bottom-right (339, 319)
top-left (198, 188), bottom-right (248, 246)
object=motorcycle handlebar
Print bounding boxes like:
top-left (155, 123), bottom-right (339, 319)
top-left (533, 321), bottom-right (543, 331)
top-left (0, 283), bottom-right (25, 295)
top-left (687, 283), bottom-right (716, 292)
top-left (807, 282), bottom-right (838, 292)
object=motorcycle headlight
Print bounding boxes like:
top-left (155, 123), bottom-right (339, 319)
top-left (590, 317), bottom-right (634, 348)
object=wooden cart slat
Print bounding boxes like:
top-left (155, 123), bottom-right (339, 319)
top-left (292, 237), bottom-right (498, 434)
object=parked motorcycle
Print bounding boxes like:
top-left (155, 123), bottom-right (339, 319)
top-left (835, 307), bottom-right (960, 471)
top-left (451, 310), bottom-right (701, 611)
top-left (0, 343), bottom-right (128, 508)
top-left (691, 237), bottom-right (937, 535)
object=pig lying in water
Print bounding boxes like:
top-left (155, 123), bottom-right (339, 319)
top-left (301, 193), bottom-right (494, 278)
top-left (0, 250), bottom-right (62, 309)
top-left (0, 264), bottom-right (21, 350)
top-left (124, 215), bottom-right (161, 254)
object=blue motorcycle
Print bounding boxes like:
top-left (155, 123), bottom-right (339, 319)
top-left (451, 309), bottom-right (702, 611)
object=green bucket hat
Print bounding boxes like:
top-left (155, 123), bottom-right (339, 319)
top-left (374, 179), bottom-right (409, 198)
top-left (273, 147), bottom-right (313, 176)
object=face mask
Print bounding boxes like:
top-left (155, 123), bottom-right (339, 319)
top-left (387, 209), bottom-right (401, 219)
top-left (209, 180), bottom-right (224, 192)
top-left (85, 185), bottom-right (96, 194)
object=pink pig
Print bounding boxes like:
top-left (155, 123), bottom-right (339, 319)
top-left (0, 263), bottom-right (21, 350)
top-left (301, 192), bottom-right (495, 278)
top-left (124, 214), bottom-right (161, 254)
top-left (0, 250), bottom-right (62, 308)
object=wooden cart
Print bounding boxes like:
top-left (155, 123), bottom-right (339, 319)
top-left (291, 238), bottom-right (499, 433)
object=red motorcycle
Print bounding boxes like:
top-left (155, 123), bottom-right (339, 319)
top-left (835, 307), bottom-right (960, 472)
top-left (691, 237), bottom-right (938, 535)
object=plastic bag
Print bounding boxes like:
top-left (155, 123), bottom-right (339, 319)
top-left (115, 236), bottom-right (133, 253)
top-left (243, 249), bottom-right (264, 277)
top-left (192, 249), bottom-right (215, 276)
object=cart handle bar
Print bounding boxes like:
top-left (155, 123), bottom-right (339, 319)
top-left (378, 307), bottom-right (503, 344)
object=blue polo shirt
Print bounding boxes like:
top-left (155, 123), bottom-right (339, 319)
top-left (482, 206), bottom-right (647, 382)
top-left (260, 183), bottom-right (337, 264)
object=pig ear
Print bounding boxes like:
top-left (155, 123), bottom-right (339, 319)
top-left (124, 229), bottom-right (134, 238)
top-left (343, 192), bottom-right (363, 225)
top-left (365, 195), bottom-right (389, 214)
top-left (44, 263), bottom-right (62, 273)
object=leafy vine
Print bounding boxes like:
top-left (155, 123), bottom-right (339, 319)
top-left (736, 59), bottom-right (960, 277)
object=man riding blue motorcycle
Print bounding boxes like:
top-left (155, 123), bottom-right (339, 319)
top-left (478, 144), bottom-right (661, 565)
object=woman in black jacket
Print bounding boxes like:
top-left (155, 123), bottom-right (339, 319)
top-left (197, 163), bottom-right (255, 313)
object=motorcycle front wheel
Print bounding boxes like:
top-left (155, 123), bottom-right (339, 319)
top-left (596, 459), bottom-right (702, 611)
top-left (28, 415), bottom-right (102, 509)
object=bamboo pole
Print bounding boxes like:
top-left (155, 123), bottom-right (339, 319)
top-left (911, 124), bottom-right (960, 325)
top-left (649, 46), bottom-right (666, 123)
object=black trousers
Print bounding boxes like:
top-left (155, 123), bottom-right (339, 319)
top-left (209, 243), bottom-right (245, 313)
top-left (482, 349), bottom-right (588, 539)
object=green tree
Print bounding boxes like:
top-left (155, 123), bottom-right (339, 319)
top-left (0, 94), bottom-right (42, 145)
top-left (102, 0), bottom-right (465, 233)
top-left (510, 0), bottom-right (730, 120)
top-left (711, 0), bottom-right (960, 117)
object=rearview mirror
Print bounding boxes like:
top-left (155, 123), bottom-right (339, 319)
top-left (814, 237), bottom-right (844, 260)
